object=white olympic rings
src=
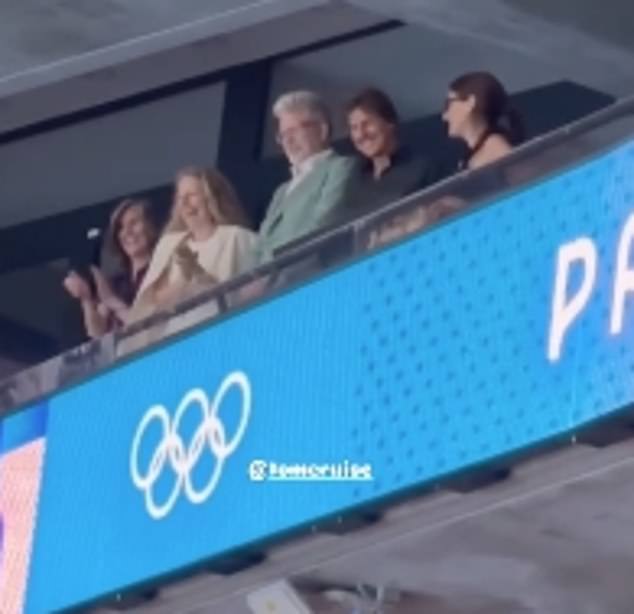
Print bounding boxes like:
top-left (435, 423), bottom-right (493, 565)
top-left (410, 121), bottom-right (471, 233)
top-left (130, 371), bottom-right (251, 520)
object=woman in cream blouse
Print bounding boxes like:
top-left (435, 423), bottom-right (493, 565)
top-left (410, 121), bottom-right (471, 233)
top-left (128, 166), bottom-right (256, 325)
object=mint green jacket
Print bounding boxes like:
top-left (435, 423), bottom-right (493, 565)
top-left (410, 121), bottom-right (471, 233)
top-left (251, 151), bottom-right (357, 265)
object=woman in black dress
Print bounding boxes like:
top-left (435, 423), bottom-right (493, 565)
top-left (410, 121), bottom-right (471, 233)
top-left (442, 71), bottom-right (524, 171)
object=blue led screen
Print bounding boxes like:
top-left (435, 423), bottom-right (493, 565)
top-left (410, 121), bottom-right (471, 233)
top-left (3, 140), bottom-right (634, 612)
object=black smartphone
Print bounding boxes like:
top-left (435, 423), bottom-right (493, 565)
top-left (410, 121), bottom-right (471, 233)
top-left (68, 227), bottom-right (103, 291)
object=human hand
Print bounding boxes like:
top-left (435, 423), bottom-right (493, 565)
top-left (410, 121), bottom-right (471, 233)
top-left (63, 271), bottom-right (92, 302)
top-left (425, 196), bottom-right (465, 225)
top-left (237, 277), bottom-right (268, 303)
top-left (174, 243), bottom-right (199, 279)
top-left (366, 207), bottom-right (429, 250)
top-left (90, 266), bottom-right (115, 305)
top-left (91, 265), bottom-right (129, 316)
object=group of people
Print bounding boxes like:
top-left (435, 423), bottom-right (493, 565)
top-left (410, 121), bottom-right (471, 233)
top-left (64, 71), bottom-right (525, 339)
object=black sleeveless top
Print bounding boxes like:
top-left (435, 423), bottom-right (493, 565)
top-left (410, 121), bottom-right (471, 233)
top-left (457, 129), bottom-right (499, 172)
top-left (455, 129), bottom-right (511, 203)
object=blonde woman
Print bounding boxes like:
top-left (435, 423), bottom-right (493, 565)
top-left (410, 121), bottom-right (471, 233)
top-left (128, 167), bottom-right (256, 324)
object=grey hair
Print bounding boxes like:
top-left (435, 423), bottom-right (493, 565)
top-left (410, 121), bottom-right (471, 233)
top-left (272, 90), bottom-right (332, 136)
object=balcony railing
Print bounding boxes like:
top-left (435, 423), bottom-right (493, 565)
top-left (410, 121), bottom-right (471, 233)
top-left (2, 93), bottom-right (634, 415)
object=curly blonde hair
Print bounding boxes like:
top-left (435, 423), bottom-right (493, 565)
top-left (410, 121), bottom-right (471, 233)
top-left (166, 167), bottom-right (251, 232)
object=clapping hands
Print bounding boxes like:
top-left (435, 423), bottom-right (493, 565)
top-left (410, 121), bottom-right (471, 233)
top-left (91, 266), bottom-right (130, 318)
top-left (63, 271), bottom-right (93, 302)
top-left (174, 243), bottom-right (200, 279)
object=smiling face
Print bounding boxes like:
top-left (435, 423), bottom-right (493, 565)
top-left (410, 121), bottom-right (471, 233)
top-left (175, 175), bottom-right (215, 233)
top-left (276, 110), bottom-right (328, 167)
top-left (442, 90), bottom-right (476, 139)
top-left (348, 106), bottom-right (396, 160)
top-left (117, 205), bottom-right (154, 260)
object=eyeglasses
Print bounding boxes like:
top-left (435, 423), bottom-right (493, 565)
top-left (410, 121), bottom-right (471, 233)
top-left (276, 119), bottom-right (319, 144)
top-left (443, 94), bottom-right (461, 113)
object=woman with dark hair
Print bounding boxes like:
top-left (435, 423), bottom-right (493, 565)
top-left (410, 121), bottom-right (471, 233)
top-left (365, 75), bottom-right (523, 250)
top-left (442, 71), bottom-right (524, 170)
top-left (338, 87), bottom-right (440, 220)
top-left (127, 167), bottom-right (255, 323)
top-left (63, 198), bottom-right (158, 338)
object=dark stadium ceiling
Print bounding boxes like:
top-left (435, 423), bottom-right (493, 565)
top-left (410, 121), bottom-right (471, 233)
top-left (0, 0), bottom-right (383, 132)
top-left (1, 0), bottom-right (634, 132)
top-left (0, 0), bottom-right (328, 93)
top-left (351, 0), bottom-right (634, 96)
top-left (1, 0), bottom-right (634, 96)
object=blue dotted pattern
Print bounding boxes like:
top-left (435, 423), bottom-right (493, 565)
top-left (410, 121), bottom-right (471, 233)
top-left (350, 144), bottom-right (634, 500)
top-left (24, 141), bottom-right (634, 612)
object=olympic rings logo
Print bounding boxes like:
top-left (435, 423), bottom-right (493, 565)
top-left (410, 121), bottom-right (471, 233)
top-left (130, 371), bottom-right (251, 520)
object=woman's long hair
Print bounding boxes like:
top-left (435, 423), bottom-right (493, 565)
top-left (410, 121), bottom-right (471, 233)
top-left (103, 197), bottom-right (158, 278)
top-left (166, 167), bottom-right (251, 233)
top-left (449, 71), bottom-right (525, 146)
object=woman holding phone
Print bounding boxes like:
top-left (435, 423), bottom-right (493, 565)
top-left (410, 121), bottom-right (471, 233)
top-left (63, 198), bottom-right (158, 338)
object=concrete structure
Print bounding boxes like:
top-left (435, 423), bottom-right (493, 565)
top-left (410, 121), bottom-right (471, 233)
top-left (2, 0), bottom-right (634, 227)
top-left (90, 429), bottom-right (634, 613)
